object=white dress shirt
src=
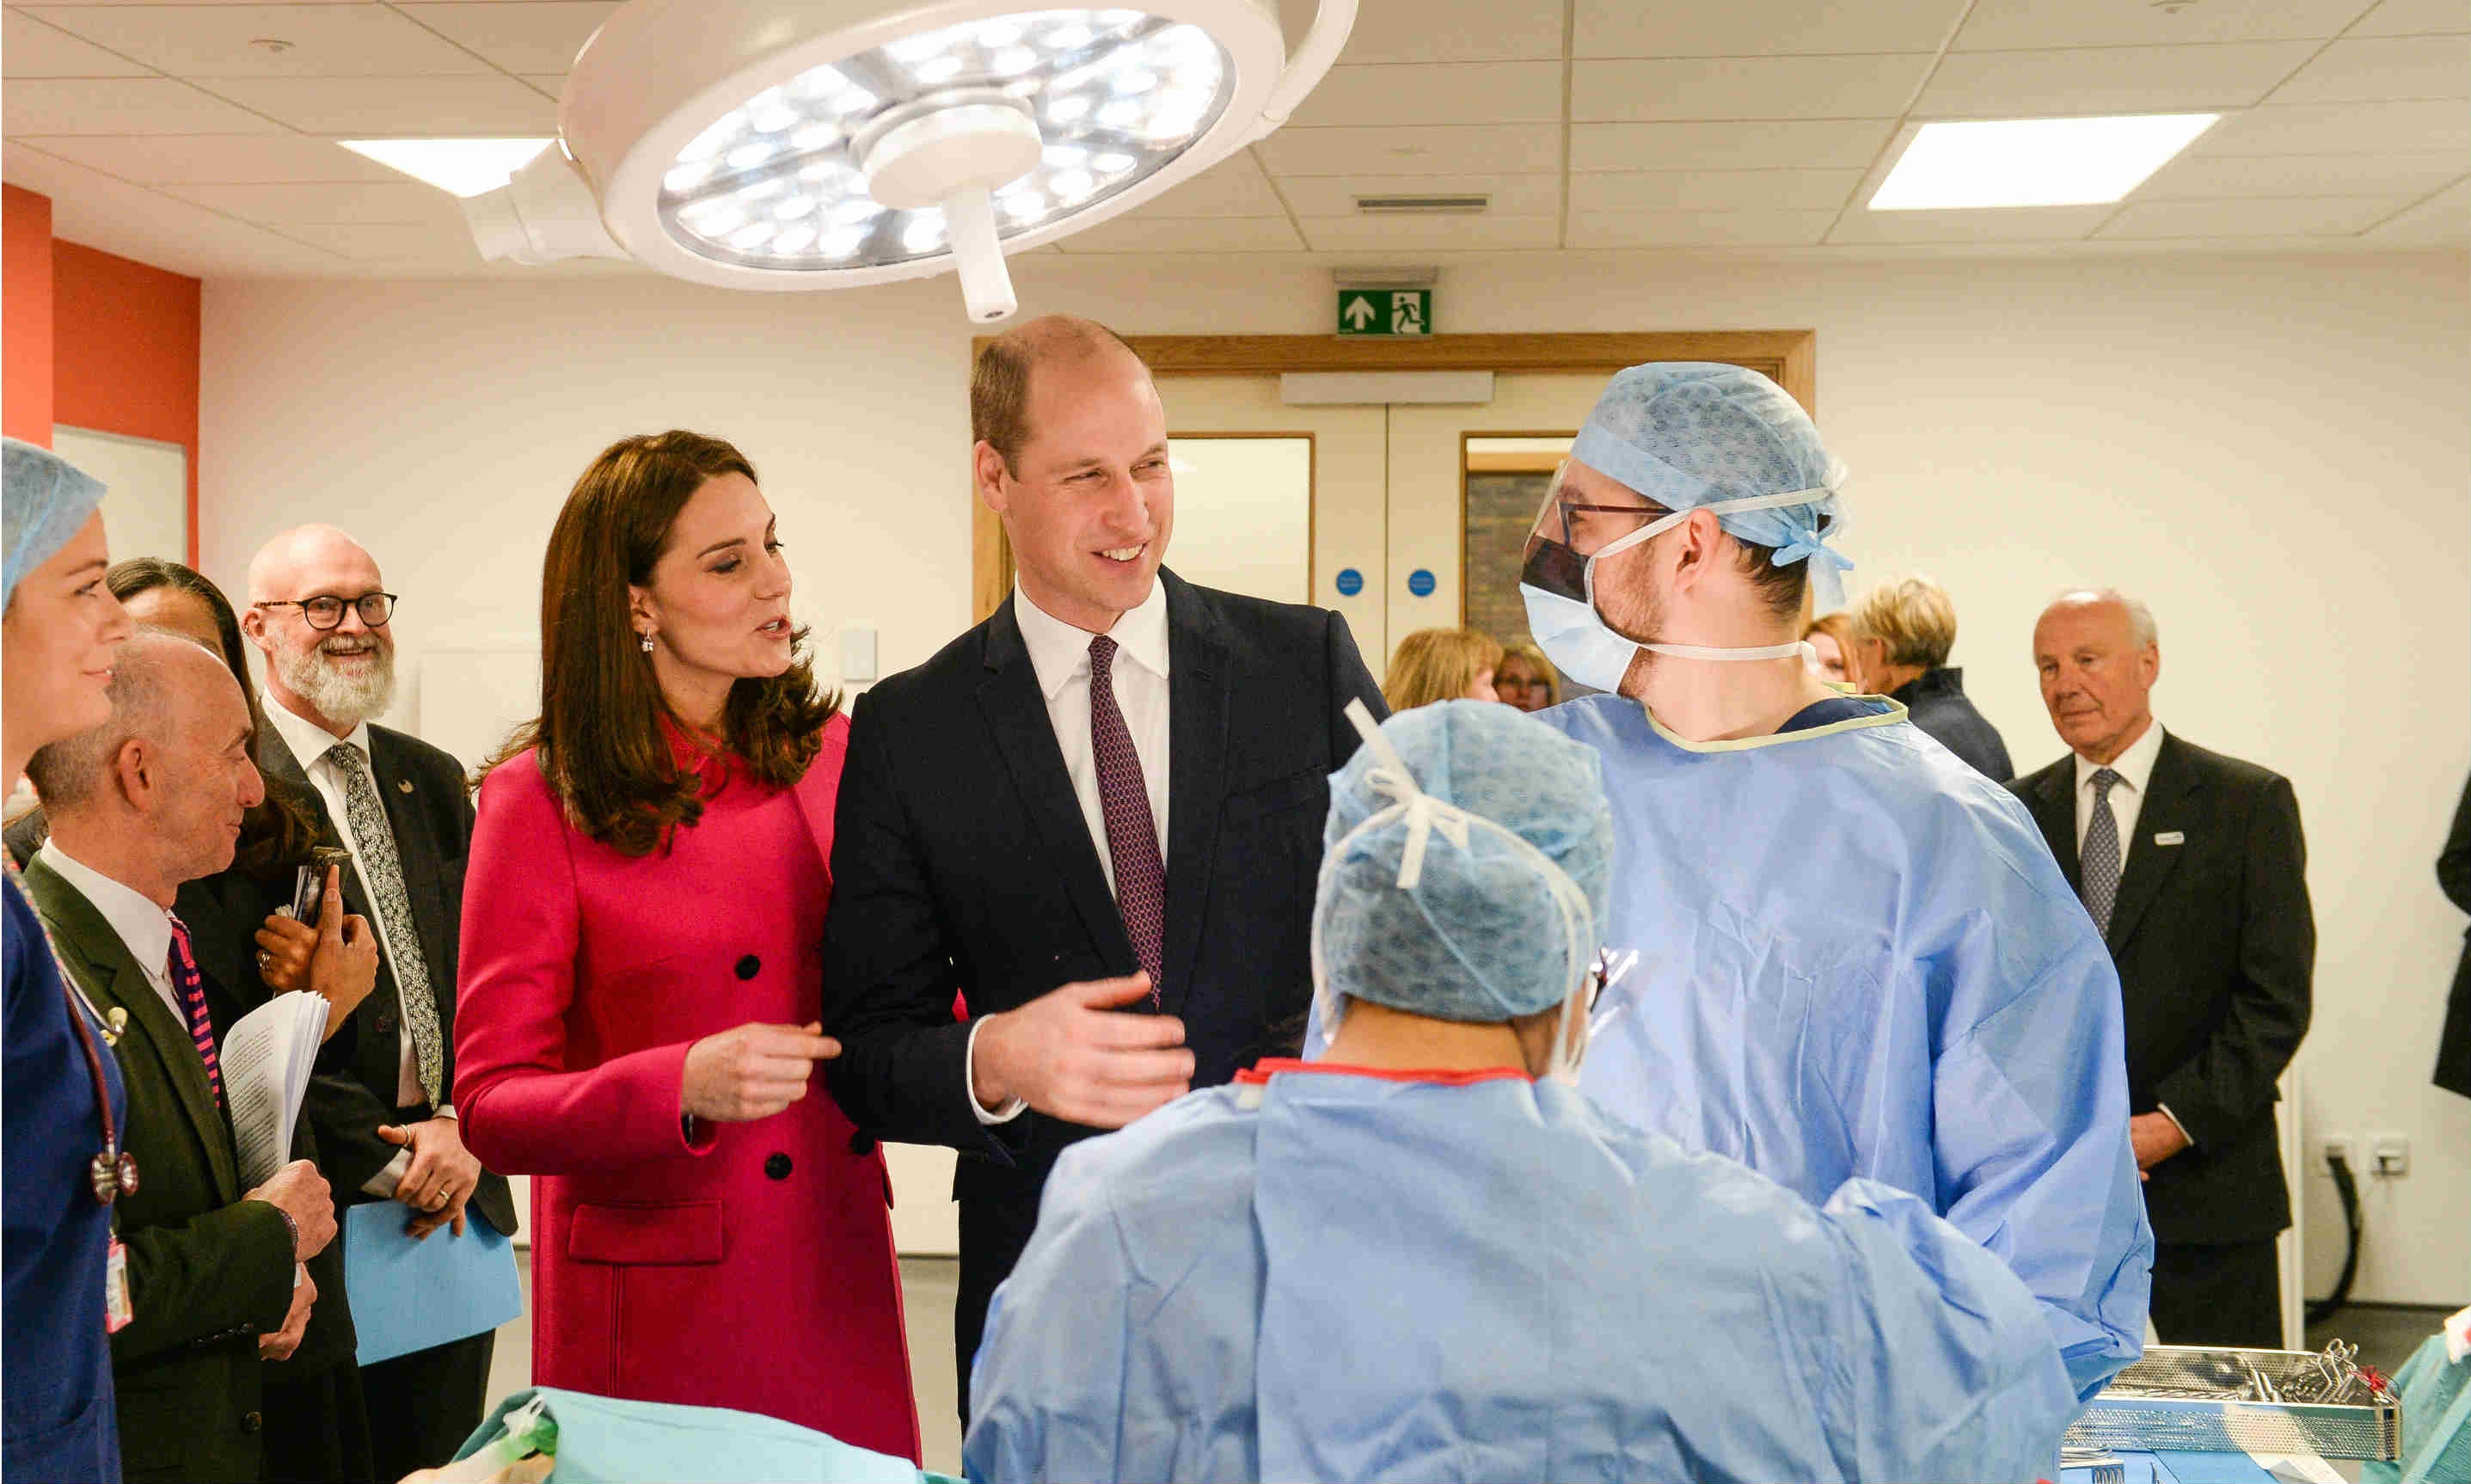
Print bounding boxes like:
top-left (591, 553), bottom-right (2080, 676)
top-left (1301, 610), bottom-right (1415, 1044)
top-left (37, 841), bottom-right (182, 1027)
top-left (964, 581), bottom-right (1175, 1124)
top-left (2071, 719), bottom-right (2190, 1144)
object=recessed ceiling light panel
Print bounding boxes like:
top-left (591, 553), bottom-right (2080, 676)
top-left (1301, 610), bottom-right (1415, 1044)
top-left (1868, 114), bottom-right (2219, 212)
top-left (340, 138), bottom-right (555, 198)
top-left (467, 0), bottom-right (1352, 320)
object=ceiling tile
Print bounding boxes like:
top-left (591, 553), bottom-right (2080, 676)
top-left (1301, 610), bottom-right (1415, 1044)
top-left (392, 3), bottom-right (618, 76)
top-left (2139, 150), bottom-right (2469, 198)
top-left (1283, 62), bottom-right (1564, 129)
top-left (6, 134), bottom-right (404, 183)
top-left (198, 74), bottom-right (557, 133)
top-left (2365, 175), bottom-right (2471, 236)
top-left (1573, 0), bottom-right (1966, 58)
top-left (26, 4), bottom-right (492, 77)
top-left (2, 77), bottom-right (286, 133)
top-left (3, 139), bottom-right (352, 278)
top-left (1567, 209), bottom-right (1836, 246)
top-left (1570, 119), bottom-right (1897, 171)
top-left (266, 220), bottom-right (481, 261)
top-left (2267, 35), bottom-right (2471, 103)
top-left (2097, 194), bottom-right (2415, 236)
top-left (1255, 124), bottom-right (1562, 176)
top-left (1573, 54), bottom-right (1929, 122)
top-left (1827, 204), bottom-right (2114, 242)
top-left (1276, 173), bottom-right (1560, 216)
top-left (1297, 214), bottom-right (1558, 250)
top-left (1951, 0), bottom-right (2378, 51)
top-left (2351, 0), bottom-right (2471, 34)
top-left (3, 11), bottom-right (151, 77)
top-left (1916, 43), bottom-right (2321, 115)
top-left (1137, 154), bottom-right (1289, 217)
top-left (2197, 98), bottom-right (2471, 153)
top-left (1571, 166), bottom-right (1863, 212)
top-left (158, 181), bottom-right (467, 223)
top-left (1055, 216), bottom-right (1303, 252)
top-left (1340, 0), bottom-right (1564, 63)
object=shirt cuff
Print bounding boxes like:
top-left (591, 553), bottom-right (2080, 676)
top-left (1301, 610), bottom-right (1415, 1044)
top-left (432, 1104), bottom-right (456, 1120)
top-left (966, 1016), bottom-right (1027, 1125)
top-left (2156, 1103), bottom-right (2195, 1148)
top-left (363, 1148), bottom-right (412, 1199)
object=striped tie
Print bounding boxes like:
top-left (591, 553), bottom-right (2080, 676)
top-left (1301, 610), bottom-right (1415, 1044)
top-left (165, 915), bottom-right (224, 1108)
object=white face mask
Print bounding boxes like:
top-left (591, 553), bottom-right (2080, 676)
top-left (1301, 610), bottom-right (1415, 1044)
top-left (1517, 467), bottom-right (1838, 692)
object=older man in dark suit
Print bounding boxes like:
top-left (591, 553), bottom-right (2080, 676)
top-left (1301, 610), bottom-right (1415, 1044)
top-left (243, 525), bottom-right (516, 1479)
top-left (825, 316), bottom-right (1385, 1416)
top-left (2011, 588), bottom-right (2313, 1350)
top-left (21, 633), bottom-right (340, 1482)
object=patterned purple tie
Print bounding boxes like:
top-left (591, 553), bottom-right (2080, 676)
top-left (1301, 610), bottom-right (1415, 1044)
top-left (1088, 635), bottom-right (1165, 1007)
top-left (165, 915), bottom-right (224, 1109)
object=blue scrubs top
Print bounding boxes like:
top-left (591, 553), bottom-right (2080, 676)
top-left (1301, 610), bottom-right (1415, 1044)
top-left (1535, 693), bottom-right (2153, 1400)
top-left (3, 874), bottom-right (124, 1481)
top-left (966, 1062), bottom-right (2078, 1483)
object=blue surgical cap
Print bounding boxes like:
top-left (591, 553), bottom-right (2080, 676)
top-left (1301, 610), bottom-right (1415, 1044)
top-left (4, 438), bottom-right (107, 610)
top-left (1570, 362), bottom-right (1851, 606)
top-left (1315, 701), bottom-right (1613, 1022)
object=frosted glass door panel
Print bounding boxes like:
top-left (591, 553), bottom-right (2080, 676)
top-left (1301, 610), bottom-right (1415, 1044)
top-left (1165, 436), bottom-right (1312, 604)
top-left (55, 426), bottom-right (186, 567)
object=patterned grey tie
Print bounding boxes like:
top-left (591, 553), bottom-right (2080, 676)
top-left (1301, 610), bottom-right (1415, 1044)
top-left (2081, 767), bottom-right (2125, 937)
top-left (332, 741), bottom-right (444, 1104)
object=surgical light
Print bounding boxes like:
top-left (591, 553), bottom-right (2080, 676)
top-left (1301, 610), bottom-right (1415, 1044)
top-left (462, 0), bottom-right (1357, 322)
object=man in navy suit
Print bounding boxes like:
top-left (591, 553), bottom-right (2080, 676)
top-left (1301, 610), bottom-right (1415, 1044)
top-left (824, 316), bottom-right (1385, 1413)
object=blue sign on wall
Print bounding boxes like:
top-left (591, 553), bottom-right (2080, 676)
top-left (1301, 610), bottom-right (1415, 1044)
top-left (1407, 568), bottom-right (1437, 598)
top-left (1334, 567), bottom-right (1364, 597)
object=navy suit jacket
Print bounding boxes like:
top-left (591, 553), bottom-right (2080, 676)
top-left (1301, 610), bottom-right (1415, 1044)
top-left (822, 569), bottom-right (1383, 1393)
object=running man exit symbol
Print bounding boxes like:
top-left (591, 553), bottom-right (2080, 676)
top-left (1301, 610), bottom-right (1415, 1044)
top-left (1335, 288), bottom-right (1432, 335)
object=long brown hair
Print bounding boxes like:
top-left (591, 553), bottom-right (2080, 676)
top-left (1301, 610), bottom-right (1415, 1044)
top-left (488, 432), bottom-right (837, 856)
top-left (107, 557), bottom-right (323, 874)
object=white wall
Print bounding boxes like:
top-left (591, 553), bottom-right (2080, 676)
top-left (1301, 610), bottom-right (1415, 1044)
top-left (202, 247), bottom-right (2471, 1305)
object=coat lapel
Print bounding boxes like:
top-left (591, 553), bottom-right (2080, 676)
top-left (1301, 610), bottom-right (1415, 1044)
top-left (976, 598), bottom-right (1134, 967)
top-left (2028, 762), bottom-right (2082, 891)
top-left (2102, 733), bottom-right (2200, 953)
top-left (254, 721), bottom-right (403, 1023)
top-left (25, 857), bottom-right (242, 1204)
top-left (1159, 572), bottom-right (1229, 1019)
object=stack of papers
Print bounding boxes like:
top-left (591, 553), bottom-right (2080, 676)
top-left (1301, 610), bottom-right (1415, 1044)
top-left (221, 990), bottom-right (329, 1188)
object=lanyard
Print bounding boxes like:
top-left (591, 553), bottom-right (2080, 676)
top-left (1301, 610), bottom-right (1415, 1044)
top-left (4, 856), bottom-right (138, 1204)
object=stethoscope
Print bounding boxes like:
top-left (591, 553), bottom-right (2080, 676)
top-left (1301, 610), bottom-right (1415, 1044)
top-left (5, 858), bottom-right (139, 1205)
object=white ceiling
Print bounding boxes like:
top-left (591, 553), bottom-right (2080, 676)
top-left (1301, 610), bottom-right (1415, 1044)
top-left (3, 0), bottom-right (2466, 279)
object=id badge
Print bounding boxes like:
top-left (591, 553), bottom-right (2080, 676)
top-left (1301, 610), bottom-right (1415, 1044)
top-left (104, 1237), bottom-right (132, 1334)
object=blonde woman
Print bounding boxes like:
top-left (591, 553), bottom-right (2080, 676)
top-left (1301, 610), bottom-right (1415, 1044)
top-left (1494, 640), bottom-right (1560, 714)
top-left (1848, 576), bottom-right (2012, 781)
top-left (1383, 628), bottom-right (1504, 711)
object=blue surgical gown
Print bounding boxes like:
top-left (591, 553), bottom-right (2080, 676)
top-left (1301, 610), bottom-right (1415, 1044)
top-left (964, 1062), bottom-right (2079, 1484)
top-left (1534, 693), bottom-right (2153, 1399)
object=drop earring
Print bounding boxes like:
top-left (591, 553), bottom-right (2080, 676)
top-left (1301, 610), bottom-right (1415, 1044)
top-left (639, 631), bottom-right (655, 653)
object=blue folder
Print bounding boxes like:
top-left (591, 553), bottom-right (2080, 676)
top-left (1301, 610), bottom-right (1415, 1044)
top-left (343, 1202), bottom-right (523, 1368)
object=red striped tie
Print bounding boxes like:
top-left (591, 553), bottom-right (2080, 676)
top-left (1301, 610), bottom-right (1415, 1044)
top-left (165, 916), bottom-right (224, 1109)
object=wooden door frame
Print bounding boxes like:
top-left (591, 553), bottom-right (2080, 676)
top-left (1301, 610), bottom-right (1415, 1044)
top-left (971, 330), bottom-right (1817, 622)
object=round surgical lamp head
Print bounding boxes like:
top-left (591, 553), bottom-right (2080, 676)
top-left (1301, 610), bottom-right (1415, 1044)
top-left (467, 0), bottom-right (1354, 322)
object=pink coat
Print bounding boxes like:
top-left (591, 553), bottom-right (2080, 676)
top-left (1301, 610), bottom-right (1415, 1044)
top-left (454, 717), bottom-right (918, 1459)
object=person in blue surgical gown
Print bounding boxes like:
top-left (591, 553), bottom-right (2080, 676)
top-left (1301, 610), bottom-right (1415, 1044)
top-left (966, 700), bottom-right (2079, 1484)
top-left (1506, 361), bottom-right (2153, 1400)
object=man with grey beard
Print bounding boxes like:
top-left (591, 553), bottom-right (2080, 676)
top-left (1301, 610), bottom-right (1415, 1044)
top-left (242, 524), bottom-right (515, 1479)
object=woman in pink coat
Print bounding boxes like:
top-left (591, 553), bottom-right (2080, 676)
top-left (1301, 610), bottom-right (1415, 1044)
top-left (454, 431), bottom-right (917, 1459)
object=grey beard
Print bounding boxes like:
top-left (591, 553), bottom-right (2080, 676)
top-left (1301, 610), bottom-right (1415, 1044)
top-left (278, 641), bottom-right (395, 728)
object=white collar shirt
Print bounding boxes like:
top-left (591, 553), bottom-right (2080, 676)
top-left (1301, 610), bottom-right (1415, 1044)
top-left (263, 693), bottom-right (427, 1111)
top-left (2073, 719), bottom-right (2167, 859)
top-left (1011, 579), bottom-right (1173, 893)
top-left (37, 840), bottom-right (182, 1027)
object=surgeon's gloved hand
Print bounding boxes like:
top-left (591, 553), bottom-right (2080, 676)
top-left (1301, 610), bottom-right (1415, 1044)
top-left (971, 974), bottom-right (1193, 1129)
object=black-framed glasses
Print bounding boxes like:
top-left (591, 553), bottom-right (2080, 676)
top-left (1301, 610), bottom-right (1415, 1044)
top-left (254, 592), bottom-right (398, 630)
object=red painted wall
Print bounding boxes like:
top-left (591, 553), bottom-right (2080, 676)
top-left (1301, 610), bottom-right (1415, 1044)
top-left (3, 185), bottom-right (55, 445)
top-left (52, 241), bottom-right (202, 565)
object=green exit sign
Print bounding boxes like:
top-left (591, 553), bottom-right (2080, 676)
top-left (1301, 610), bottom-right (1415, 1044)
top-left (1337, 288), bottom-right (1432, 336)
